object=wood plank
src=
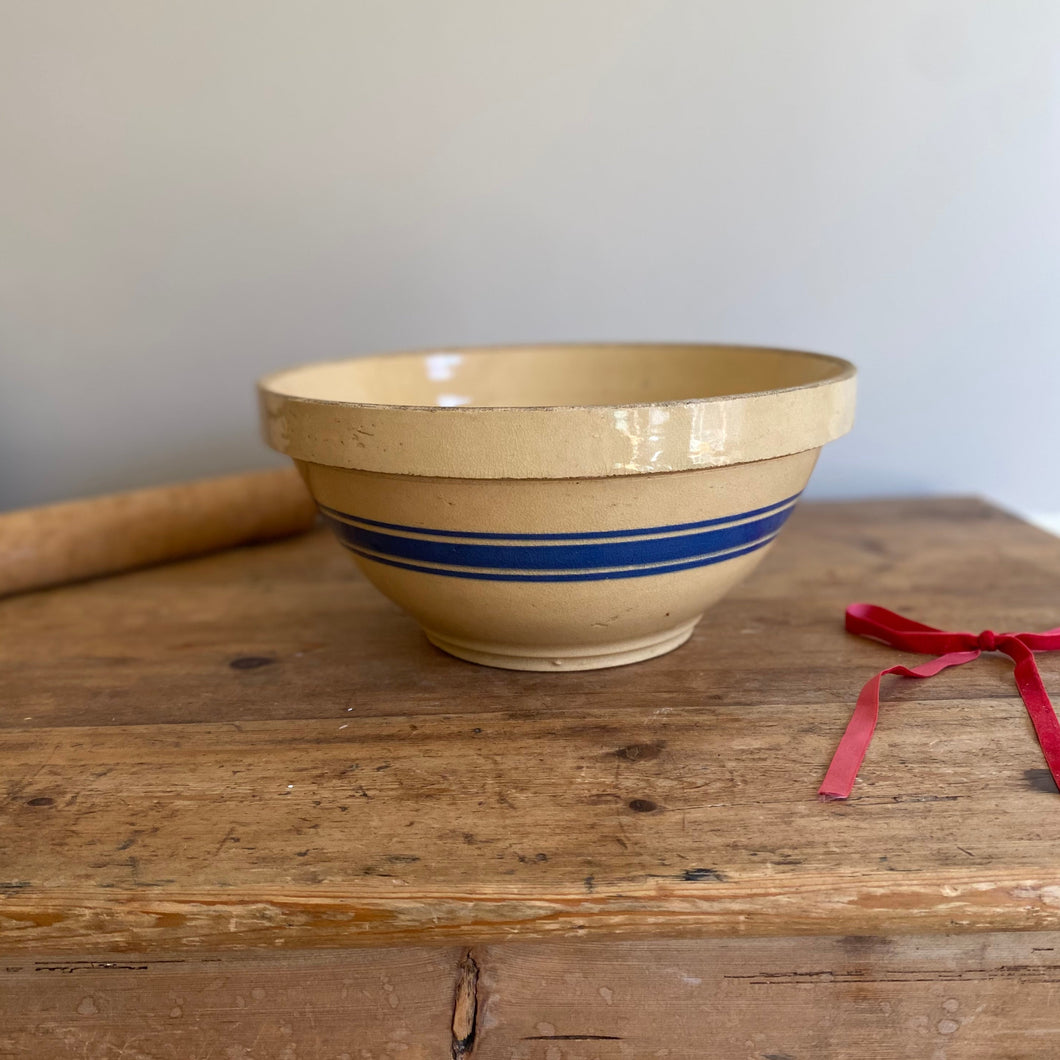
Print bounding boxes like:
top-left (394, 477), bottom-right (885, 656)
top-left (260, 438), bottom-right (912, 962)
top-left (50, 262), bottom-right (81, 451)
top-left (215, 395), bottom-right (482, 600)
top-left (4, 933), bottom-right (1060, 1059)
top-left (0, 945), bottom-right (461, 1059)
top-left (474, 932), bottom-right (1060, 1059)
top-left (3, 695), bottom-right (1060, 953)
top-left (3, 499), bottom-right (1060, 955)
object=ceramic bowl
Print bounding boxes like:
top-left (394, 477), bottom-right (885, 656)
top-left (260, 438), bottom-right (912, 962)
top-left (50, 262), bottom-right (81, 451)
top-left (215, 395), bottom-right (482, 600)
top-left (259, 344), bottom-right (855, 670)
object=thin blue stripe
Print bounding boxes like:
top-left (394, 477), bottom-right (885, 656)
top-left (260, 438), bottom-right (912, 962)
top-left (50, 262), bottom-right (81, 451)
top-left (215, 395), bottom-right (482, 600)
top-left (339, 536), bottom-right (776, 582)
top-left (317, 491), bottom-right (801, 542)
top-left (325, 505), bottom-right (793, 571)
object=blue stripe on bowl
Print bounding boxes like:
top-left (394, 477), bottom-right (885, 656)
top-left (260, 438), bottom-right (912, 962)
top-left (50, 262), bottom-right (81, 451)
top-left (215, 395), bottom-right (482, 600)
top-left (340, 534), bottom-right (778, 582)
top-left (319, 495), bottom-right (799, 582)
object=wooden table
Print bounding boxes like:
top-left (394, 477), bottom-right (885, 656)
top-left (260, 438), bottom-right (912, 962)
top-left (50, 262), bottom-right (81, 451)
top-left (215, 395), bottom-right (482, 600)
top-left (4, 498), bottom-right (1060, 1058)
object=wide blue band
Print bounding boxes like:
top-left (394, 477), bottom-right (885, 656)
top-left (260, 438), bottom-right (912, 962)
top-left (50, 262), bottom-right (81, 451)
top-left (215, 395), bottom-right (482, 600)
top-left (320, 493), bottom-right (799, 583)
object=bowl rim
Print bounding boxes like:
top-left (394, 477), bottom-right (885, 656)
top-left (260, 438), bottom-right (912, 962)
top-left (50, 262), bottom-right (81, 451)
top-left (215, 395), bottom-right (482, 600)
top-left (258, 341), bottom-right (855, 412)
top-left (258, 342), bottom-right (857, 479)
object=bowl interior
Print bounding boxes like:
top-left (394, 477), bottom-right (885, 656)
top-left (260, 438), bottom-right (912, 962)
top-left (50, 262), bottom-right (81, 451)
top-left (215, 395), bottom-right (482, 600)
top-left (266, 344), bottom-right (850, 409)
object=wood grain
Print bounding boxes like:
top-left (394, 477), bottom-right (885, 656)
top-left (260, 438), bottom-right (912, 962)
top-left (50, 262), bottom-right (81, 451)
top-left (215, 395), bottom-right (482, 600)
top-left (5, 933), bottom-right (1060, 1059)
top-left (3, 498), bottom-right (1060, 956)
top-left (473, 932), bottom-right (1060, 1059)
top-left (0, 945), bottom-right (462, 1059)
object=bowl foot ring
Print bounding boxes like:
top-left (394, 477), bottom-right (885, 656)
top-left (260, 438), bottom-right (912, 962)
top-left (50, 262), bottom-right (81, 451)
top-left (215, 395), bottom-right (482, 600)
top-left (423, 617), bottom-right (700, 672)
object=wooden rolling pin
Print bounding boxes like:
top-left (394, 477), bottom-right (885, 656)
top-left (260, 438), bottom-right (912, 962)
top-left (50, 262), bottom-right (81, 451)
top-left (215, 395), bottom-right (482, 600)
top-left (0, 467), bottom-right (318, 598)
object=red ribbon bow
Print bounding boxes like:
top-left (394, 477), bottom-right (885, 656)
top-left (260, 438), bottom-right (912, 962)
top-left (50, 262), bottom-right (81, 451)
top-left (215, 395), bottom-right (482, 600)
top-left (819, 603), bottom-right (1060, 800)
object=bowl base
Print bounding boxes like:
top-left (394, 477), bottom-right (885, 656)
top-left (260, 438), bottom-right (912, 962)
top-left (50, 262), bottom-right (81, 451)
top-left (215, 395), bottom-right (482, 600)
top-left (422, 617), bottom-right (700, 672)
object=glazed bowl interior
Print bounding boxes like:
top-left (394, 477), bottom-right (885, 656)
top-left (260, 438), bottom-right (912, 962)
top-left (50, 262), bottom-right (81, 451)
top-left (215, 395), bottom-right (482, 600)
top-left (265, 344), bottom-right (850, 409)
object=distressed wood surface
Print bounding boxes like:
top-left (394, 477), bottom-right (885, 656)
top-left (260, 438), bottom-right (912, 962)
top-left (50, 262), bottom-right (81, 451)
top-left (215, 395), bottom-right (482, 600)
top-left (3, 498), bottom-right (1060, 956)
top-left (471, 932), bottom-right (1060, 1059)
top-left (0, 946), bottom-right (462, 1059)
top-left (4, 932), bottom-right (1060, 1059)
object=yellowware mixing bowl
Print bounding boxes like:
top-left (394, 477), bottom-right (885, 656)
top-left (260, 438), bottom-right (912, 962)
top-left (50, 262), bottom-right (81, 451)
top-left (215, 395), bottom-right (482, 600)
top-left (259, 344), bottom-right (856, 671)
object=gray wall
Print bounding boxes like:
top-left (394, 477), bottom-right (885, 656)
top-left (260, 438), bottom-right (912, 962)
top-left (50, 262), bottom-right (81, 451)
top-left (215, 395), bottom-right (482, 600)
top-left (3, 1), bottom-right (1058, 522)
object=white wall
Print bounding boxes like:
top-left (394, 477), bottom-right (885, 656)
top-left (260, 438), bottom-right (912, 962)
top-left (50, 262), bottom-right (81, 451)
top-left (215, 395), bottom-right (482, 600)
top-left (3, 1), bottom-right (1058, 520)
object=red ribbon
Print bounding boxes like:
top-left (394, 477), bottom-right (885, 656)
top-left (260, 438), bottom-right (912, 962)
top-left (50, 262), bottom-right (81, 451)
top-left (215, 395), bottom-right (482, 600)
top-left (819, 603), bottom-right (1060, 800)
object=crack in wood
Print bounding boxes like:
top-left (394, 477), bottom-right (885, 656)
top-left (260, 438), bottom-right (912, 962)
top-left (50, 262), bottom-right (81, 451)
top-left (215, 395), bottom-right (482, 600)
top-left (523, 1035), bottom-right (624, 1041)
top-left (451, 951), bottom-right (478, 1058)
top-left (727, 964), bottom-right (1060, 984)
top-left (29, 957), bottom-right (221, 974)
